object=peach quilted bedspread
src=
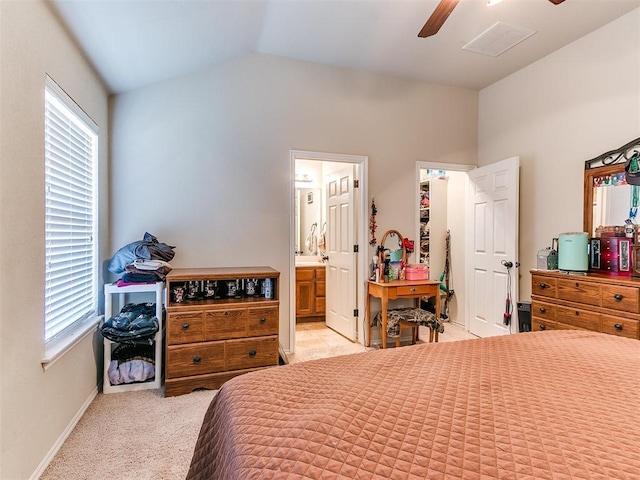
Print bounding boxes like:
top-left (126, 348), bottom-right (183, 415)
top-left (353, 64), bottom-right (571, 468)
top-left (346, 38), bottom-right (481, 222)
top-left (187, 330), bottom-right (640, 480)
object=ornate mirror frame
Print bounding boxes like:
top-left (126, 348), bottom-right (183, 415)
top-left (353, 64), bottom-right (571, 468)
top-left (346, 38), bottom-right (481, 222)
top-left (583, 137), bottom-right (640, 237)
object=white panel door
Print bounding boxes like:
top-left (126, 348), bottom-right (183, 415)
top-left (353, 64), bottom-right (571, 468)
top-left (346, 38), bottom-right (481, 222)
top-left (325, 165), bottom-right (356, 341)
top-left (466, 157), bottom-right (519, 338)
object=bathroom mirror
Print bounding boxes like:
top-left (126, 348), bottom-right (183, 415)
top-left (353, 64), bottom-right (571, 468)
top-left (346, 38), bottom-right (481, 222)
top-left (583, 138), bottom-right (640, 237)
top-left (295, 187), bottom-right (323, 256)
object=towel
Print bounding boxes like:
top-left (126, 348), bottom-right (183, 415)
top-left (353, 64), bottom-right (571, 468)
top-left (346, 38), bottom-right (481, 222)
top-left (317, 222), bottom-right (326, 254)
top-left (305, 223), bottom-right (318, 255)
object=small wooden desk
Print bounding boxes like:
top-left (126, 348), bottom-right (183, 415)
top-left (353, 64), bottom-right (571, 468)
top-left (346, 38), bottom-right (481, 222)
top-left (366, 279), bottom-right (441, 348)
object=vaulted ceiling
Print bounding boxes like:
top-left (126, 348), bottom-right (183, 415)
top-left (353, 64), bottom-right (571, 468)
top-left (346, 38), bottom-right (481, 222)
top-left (49, 0), bottom-right (640, 94)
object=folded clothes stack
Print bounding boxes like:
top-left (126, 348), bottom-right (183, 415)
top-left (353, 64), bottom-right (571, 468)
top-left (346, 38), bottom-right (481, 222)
top-left (108, 232), bottom-right (176, 284)
top-left (122, 259), bottom-right (173, 283)
top-left (101, 302), bottom-right (160, 346)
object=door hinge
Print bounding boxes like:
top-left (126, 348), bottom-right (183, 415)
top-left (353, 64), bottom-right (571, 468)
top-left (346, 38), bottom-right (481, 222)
top-left (354, 179), bottom-right (359, 188)
top-left (353, 244), bottom-right (359, 253)
top-left (354, 308), bottom-right (359, 317)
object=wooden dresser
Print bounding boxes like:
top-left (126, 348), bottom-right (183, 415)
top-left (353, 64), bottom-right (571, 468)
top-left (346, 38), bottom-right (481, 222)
top-left (531, 270), bottom-right (640, 339)
top-left (164, 266), bottom-right (280, 396)
top-left (295, 265), bottom-right (325, 322)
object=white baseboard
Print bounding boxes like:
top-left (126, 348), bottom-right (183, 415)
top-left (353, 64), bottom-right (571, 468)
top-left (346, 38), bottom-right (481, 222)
top-left (30, 386), bottom-right (98, 480)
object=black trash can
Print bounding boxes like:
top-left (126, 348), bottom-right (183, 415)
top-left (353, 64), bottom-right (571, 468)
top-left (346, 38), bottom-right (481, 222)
top-left (517, 301), bottom-right (531, 333)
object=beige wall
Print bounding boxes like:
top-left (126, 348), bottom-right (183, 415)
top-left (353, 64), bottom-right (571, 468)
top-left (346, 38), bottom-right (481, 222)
top-left (110, 53), bottom-right (478, 350)
top-left (445, 170), bottom-right (467, 326)
top-left (478, 8), bottom-right (640, 300)
top-left (7, 5), bottom-right (632, 477)
top-left (0, 1), bottom-right (109, 478)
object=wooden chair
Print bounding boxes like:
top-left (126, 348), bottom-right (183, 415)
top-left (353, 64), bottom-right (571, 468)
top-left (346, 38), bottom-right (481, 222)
top-left (396, 320), bottom-right (419, 347)
top-left (395, 312), bottom-right (440, 347)
top-left (396, 320), bottom-right (440, 347)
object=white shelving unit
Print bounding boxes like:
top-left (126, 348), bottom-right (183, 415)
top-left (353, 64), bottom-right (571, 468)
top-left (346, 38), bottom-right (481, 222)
top-left (103, 282), bottom-right (165, 394)
top-left (418, 175), bottom-right (448, 280)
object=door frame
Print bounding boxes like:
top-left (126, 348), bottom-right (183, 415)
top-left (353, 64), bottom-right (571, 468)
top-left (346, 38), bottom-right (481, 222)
top-left (415, 161), bottom-right (475, 331)
top-left (289, 150), bottom-right (369, 353)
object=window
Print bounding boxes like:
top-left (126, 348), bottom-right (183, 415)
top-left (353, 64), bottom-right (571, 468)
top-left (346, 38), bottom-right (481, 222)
top-left (44, 76), bottom-right (98, 343)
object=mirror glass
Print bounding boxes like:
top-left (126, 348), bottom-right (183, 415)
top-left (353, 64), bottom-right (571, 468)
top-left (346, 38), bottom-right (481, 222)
top-left (295, 187), bottom-right (322, 256)
top-left (380, 229), bottom-right (405, 262)
top-left (583, 138), bottom-right (640, 237)
top-left (585, 164), bottom-right (634, 237)
top-left (584, 164), bottom-right (640, 237)
top-left (592, 183), bottom-right (631, 235)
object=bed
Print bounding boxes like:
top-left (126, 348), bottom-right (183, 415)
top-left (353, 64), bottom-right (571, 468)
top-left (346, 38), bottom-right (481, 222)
top-left (187, 330), bottom-right (640, 479)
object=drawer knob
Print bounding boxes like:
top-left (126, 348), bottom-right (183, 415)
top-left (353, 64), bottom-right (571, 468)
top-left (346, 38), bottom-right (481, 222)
top-left (224, 311), bottom-right (229, 316)
top-left (248, 350), bottom-right (257, 357)
top-left (410, 287), bottom-right (417, 292)
top-left (539, 307), bottom-right (546, 313)
top-left (575, 282), bottom-right (580, 288)
top-left (259, 316), bottom-right (267, 324)
top-left (181, 323), bottom-right (189, 330)
top-left (539, 283), bottom-right (548, 289)
top-left (540, 324), bottom-right (546, 330)
top-left (574, 311), bottom-right (580, 316)
top-left (613, 294), bottom-right (624, 302)
top-left (193, 355), bottom-right (202, 364)
top-left (614, 323), bottom-right (623, 331)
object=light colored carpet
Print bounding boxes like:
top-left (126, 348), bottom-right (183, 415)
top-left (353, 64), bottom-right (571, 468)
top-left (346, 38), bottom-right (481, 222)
top-left (40, 388), bottom-right (216, 480)
top-left (40, 322), bottom-right (476, 479)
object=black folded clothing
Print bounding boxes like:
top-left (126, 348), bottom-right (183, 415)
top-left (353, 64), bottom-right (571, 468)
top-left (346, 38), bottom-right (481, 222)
top-left (101, 302), bottom-right (159, 346)
top-left (111, 343), bottom-right (155, 362)
top-left (121, 272), bottom-right (162, 283)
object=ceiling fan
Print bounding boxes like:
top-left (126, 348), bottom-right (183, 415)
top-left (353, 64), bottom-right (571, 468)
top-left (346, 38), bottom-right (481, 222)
top-left (418, 0), bottom-right (566, 38)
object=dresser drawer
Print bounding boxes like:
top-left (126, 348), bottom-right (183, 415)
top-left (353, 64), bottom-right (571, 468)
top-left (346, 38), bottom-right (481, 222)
top-left (247, 307), bottom-right (278, 336)
top-left (167, 311), bottom-right (204, 345)
top-left (532, 275), bottom-right (557, 298)
top-left (315, 280), bottom-right (326, 297)
top-left (532, 317), bottom-right (556, 331)
top-left (204, 308), bottom-right (247, 341)
top-left (395, 285), bottom-right (433, 297)
top-left (601, 284), bottom-right (640, 313)
top-left (226, 336), bottom-right (278, 370)
top-left (531, 301), bottom-right (556, 322)
top-left (557, 279), bottom-right (600, 307)
top-left (166, 341), bottom-right (225, 378)
top-left (557, 306), bottom-right (600, 331)
top-left (601, 315), bottom-right (640, 339)
top-left (316, 267), bottom-right (326, 281)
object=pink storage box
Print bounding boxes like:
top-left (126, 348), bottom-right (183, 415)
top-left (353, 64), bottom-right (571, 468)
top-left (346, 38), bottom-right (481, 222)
top-left (405, 264), bottom-right (429, 280)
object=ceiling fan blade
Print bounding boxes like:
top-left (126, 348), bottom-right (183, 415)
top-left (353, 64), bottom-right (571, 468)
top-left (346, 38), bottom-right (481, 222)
top-left (548, 0), bottom-right (566, 4)
top-left (418, 0), bottom-right (460, 38)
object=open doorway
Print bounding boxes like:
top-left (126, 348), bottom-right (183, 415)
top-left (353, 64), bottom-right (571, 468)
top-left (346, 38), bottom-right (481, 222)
top-left (289, 150), bottom-right (368, 356)
top-left (415, 162), bottom-right (474, 336)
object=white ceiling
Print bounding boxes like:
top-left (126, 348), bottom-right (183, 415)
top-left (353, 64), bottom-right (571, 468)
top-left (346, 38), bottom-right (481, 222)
top-left (49, 0), bottom-right (640, 94)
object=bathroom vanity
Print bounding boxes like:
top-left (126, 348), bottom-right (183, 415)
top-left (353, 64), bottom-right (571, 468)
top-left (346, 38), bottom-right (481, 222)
top-left (295, 263), bottom-right (325, 322)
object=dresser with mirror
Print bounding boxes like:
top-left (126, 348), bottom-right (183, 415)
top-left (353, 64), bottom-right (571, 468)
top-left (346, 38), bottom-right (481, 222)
top-left (531, 137), bottom-right (640, 340)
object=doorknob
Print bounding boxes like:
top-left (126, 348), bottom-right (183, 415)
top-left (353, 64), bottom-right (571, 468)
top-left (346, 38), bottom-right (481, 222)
top-left (322, 255), bottom-right (329, 261)
top-left (501, 260), bottom-right (520, 269)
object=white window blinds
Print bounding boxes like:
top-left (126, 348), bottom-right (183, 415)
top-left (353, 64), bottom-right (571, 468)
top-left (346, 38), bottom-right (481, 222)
top-left (44, 77), bottom-right (98, 342)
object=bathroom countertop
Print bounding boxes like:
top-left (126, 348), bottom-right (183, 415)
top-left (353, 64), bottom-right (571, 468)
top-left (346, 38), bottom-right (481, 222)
top-left (295, 257), bottom-right (325, 267)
